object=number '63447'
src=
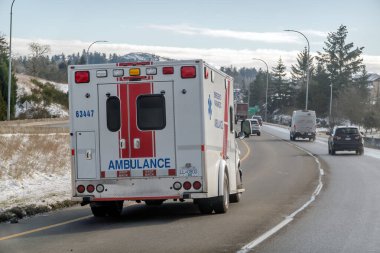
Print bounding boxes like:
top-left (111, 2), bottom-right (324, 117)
top-left (75, 110), bottom-right (94, 118)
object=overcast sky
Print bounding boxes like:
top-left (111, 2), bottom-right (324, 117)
top-left (1, 0), bottom-right (379, 73)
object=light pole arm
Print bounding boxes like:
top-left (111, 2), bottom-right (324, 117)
top-left (284, 29), bottom-right (310, 110)
top-left (86, 40), bottom-right (108, 64)
top-left (7, 0), bottom-right (16, 121)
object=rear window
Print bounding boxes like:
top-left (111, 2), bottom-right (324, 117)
top-left (137, 94), bottom-right (166, 130)
top-left (335, 128), bottom-right (359, 135)
top-left (106, 96), bottom-right (121, 132)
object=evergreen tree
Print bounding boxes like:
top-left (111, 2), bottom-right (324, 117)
top-left (317, 25), bottom-right (364, 93)
top-left (0, 34), bottom-right (17, 120)
top-left (291, 47), bottom-right (314, 82)
top-left (308, 64), bottom-right (331, 117)
top-left (249, 69), bottom-right (268, 113)
top-left (270, 58), bottom-right (292, 113)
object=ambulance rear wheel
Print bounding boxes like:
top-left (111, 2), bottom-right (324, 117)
top-left (106, 201), bottom-right (124, 217)
top-left (197, 199), bottom-right (213, 214)
top-left (145, 200), bottom-right (164, 206)
top-left (229, 192), bottom-right (241, 203)
top-left (213, 172), bottom-right (230, 214)
top-left (90, 206), bottom-right (107, 217)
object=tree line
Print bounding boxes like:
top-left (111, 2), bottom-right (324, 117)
top-left (248, 25), bottom-right (380, 129)
top-left (0, 24), bottom-right (379, 127)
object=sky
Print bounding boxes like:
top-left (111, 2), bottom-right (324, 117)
top-left (0, 0), bottom-right (379, 74)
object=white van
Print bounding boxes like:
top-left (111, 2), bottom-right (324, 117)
top-left (68, 59), bottom-right (244, 216)
top-left (289, 110), bottom-right (316, 141)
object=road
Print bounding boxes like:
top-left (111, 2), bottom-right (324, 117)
top-left (251, 125), bottom-right (380, 253)
top-left (2, 124), bottom-right (379, 252)
top-left (0, 127), bottom-right (319, 253)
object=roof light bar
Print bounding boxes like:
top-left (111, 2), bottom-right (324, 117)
top-left (163, 67), bottom-right (174, 75)
top-left (96, 70), bottom-right (107, 78)
top-left (146, 67), bottom-right (157, 75)
top-left (113, 69), bottom-right (124, 77)
top-left (129, 68), bottom-right (140, 76)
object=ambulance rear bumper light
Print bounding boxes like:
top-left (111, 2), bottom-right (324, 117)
top-left (75, 71), bottom-right (90, 83)
top-left (163, 67), bottom-right (174, 75)
top-left (193, 181), bottom-right (202, 190)
top-left (96, 184), bottom-right (104, 193)
top-left (77, 185), bottom-right (85, 193)
top-left (146, 67), bottom-right (157, 75)
top-left (113, 69), bottom-right (124, 77)
top-left (181, 66), bottom-right (196, 78)
top-left (96, 70), bottom-right (107, 78)
top-left (183, 181), bottom-right (191, 190)
top-left (173, 182), bottom-right (182, 190)
top-left (87, 184), bottom-right (95, 193)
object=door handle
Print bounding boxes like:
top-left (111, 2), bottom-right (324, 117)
top-left (120, 139), bottom-right (126, 149)
top-left (86, 150), bottom-right (92, 160)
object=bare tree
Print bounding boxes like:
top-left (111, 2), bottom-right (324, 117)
top-left (28, 42), bottom-right (51, 76)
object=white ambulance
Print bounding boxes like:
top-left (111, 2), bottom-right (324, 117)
top-left (68, 59), bottom-right (244, 217)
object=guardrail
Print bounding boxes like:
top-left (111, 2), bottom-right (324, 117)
top-left (364, 137), bottom-right (380, 149)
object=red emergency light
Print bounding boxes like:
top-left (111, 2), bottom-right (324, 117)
top-left (75, 71), bottom-right (90, 83)
top-left (163, 67), bottom-right (174, 75)
top-left (181, 66), bottom-right (196, 79)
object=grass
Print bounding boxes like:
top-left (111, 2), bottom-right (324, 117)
top-left (0, 134), bottom-right (70, 180)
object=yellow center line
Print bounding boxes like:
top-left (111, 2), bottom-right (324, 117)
top-left (0, 215), bottom-right (93, 241)
top-left (240, 140), bottom-right (251, 162)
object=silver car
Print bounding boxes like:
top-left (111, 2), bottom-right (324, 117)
top-left (248, 119), bottom-right (261, 136)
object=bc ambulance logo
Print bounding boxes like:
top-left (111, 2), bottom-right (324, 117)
top-left (208, 94), bottom-right (212, 120)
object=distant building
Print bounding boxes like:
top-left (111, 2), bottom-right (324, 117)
top-left (368, 73), bottom-right (380, 104)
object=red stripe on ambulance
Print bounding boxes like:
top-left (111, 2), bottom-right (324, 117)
top-left (222, 80), bottom-right (230, 159)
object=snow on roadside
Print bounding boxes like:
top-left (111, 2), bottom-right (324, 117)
top-left (0, 133), bottom-right (71, 212)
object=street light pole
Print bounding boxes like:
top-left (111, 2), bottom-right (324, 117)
top-left (252, 58), bottom-right (269, 122)
top-left (329, 82), bottom-right (333, 125)
top-left (284, 29), bottom-right (310, 111)
top-left (86, 40), bottom-right (108, 64)
top-left (7, 0), bottom-right (16, 120)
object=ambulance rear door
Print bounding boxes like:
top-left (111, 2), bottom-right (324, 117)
top-left (97, 82), bottom-right (176, 178)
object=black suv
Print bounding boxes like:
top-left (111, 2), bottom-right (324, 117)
top-left (328, 126), bottom-right (364, 155)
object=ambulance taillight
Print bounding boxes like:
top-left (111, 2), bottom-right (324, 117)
top-left (77, 185), bottom-right (85, 193)
top-left (193, 181), bottom-right (202, 190)
top-left (181, 66), bottom-right (196, 78)
top-left (87, 184), bottom-right (95, 193)
top-left (183, 181), bottom-right (192, 190)
top-left (75, 71), bottom-right (90, 83)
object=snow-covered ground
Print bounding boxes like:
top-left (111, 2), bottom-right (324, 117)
top-left (0, 133), bottom-right (71, 212)
top-left (15, 73), bottom-right (69, 118)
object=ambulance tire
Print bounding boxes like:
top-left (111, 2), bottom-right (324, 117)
top-left (106, 201), bottom-right (124, 217)
top-left (145, 200), bottom-right (164, 206)
top-left (197, 199), bottom-right (213, 214)
top-left (213, 172), bottom-right (230, 214)
top-left (229, 192), bottom-right (241, 203)
top-left (90, 206), bottom-right (107, 217)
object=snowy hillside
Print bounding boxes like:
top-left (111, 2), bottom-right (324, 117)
top-left (121, 52), bottom-right (174, 62)
top-left (16, 73), bottom-right (69, 118)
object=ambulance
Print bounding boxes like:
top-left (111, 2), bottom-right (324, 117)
top-left (68, 59), bottom-right (244, 217)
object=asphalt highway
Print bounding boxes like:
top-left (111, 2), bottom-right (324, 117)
top-left (0, 126), bottom-right (321, 253)
top-left (253, 125), bottom-right (380, 253)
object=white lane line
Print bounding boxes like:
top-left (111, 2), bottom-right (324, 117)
top-left (237, 135), bottom-right (324, 253)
